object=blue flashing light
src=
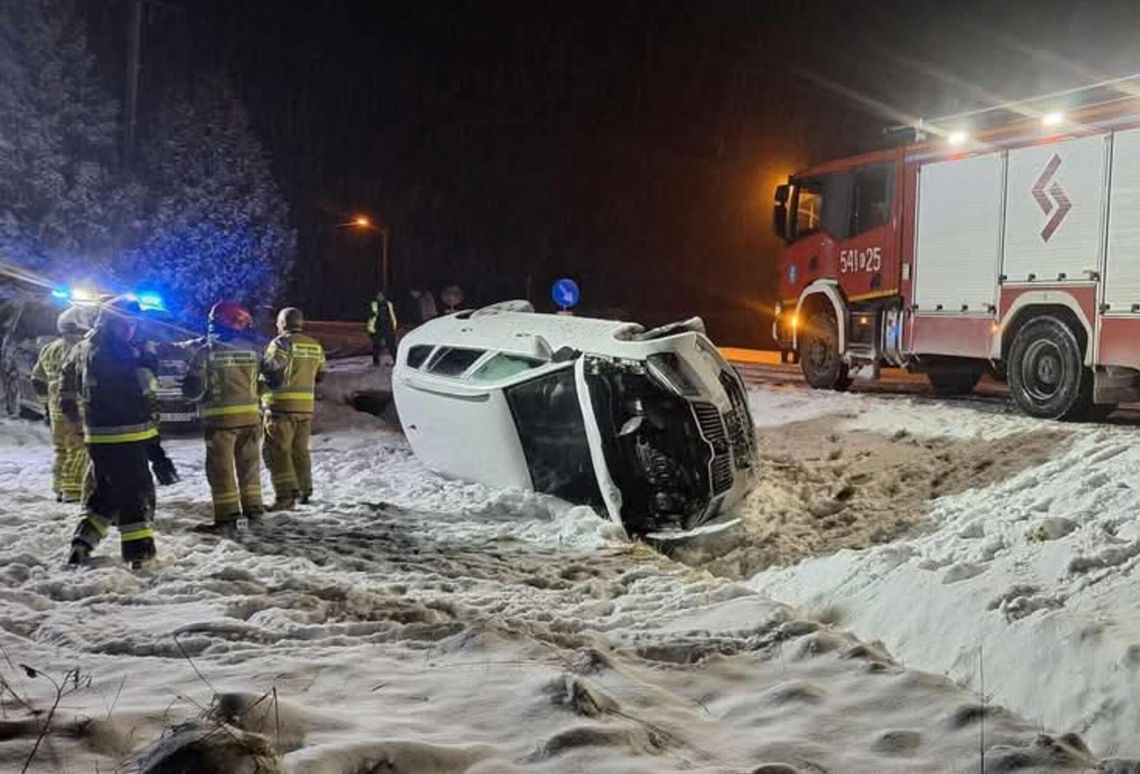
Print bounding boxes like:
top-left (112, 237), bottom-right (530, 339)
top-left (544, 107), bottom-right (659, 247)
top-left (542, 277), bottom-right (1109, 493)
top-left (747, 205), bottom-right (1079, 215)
top-left (135, 292), bottom-right (165, 312)
top-left (51, 288), bottom-right (70, 301)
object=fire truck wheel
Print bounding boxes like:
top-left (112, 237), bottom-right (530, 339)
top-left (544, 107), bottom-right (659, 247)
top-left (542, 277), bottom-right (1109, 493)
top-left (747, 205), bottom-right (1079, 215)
top-left (927, 370), bottom-right (982, 396)
top-left (1008, 316), bottom-right (1093, 420)
top-left (800, 310), bottom-right (850, 391)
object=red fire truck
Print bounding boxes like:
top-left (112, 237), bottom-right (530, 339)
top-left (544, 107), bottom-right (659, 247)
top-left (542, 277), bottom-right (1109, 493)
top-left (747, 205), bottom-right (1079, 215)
top-left (771, 96), bottom-right (1140, 420)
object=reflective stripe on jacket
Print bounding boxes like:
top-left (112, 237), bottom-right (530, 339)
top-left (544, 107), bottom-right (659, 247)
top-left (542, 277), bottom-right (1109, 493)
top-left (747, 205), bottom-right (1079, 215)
top-left (185, 335), bottom-right (262, 428)
top-left (261, 332), bottom-right (326, 414)
top-left (366, 299), bottom-right (397, 336)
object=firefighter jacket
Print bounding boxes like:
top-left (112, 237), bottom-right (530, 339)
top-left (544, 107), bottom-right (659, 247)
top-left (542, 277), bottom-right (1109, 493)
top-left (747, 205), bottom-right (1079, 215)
top-left (32, 335), bottom-right (83, 419)
top-left (261, 332), bottom-right (326, 414)
top-left (183, 333), bottom-right (263, 428)
top-left (367, 299), bottom-right (398, 349)
top-left (67, 329), bottom-right (159, 445)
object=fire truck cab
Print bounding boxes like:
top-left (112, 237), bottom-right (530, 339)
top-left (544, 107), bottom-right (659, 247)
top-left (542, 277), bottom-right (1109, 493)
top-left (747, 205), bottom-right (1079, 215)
top-left (772, 97), bottom-right (1140, 420)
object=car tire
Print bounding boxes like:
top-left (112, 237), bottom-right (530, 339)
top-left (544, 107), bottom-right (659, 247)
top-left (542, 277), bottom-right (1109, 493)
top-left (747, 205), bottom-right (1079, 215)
top-left (800, 310), bottom-right (850, 391)
top-left (1008, 316), bottom-right (1092, 420)
top-left (927, 370), bottom-right (982, 397)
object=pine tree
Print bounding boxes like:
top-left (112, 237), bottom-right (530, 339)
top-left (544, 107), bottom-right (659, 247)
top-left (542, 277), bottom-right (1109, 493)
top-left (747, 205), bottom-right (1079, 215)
top-left (127, 74), bottom-right (296, 321)
top-left (0, 0), bottom-right (141, 280)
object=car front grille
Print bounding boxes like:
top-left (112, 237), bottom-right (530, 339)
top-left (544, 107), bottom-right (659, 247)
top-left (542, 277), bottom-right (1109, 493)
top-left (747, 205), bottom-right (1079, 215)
top-left (692, 402), bottom-right (733, 495)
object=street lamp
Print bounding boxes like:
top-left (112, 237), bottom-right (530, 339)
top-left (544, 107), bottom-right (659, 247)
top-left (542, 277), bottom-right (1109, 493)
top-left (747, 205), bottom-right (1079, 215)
top-left (351, 213), bottom-right (389, 293)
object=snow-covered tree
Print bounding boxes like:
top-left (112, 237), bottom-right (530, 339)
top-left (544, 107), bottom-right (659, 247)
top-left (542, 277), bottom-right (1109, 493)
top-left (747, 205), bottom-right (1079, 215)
top-left (0, 0), bottom-right (142, 281)
top-left (127, 74), bottom-right (295, 322)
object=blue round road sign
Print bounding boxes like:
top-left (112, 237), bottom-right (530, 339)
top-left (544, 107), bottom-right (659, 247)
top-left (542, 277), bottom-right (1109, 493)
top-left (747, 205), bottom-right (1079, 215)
top-left (552, 278), bottom-right (580, 309)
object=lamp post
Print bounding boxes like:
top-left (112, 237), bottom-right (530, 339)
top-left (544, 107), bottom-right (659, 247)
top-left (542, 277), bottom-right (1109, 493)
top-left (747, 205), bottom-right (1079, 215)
top-left (352, 215), bottom-right (389, 293)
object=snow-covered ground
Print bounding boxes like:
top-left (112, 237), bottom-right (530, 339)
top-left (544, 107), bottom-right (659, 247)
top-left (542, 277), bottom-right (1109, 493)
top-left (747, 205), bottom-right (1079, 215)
top-left (745, 386), bottom-right (1140, 761)
top-left (0, 378), bottom-right (1132, 772)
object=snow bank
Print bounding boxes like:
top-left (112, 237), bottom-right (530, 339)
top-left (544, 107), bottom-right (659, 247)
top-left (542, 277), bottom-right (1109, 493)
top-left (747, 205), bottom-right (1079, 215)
top-left (747, 385), bottom-right (1140, 757)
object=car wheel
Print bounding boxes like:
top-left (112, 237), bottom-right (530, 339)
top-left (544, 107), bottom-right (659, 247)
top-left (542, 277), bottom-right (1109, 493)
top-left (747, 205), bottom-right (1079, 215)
top-left (800, 310), bottom-right (850, 391)
top-left (1008, 316), bottom-right (1092, 420)
top-left (927, 370), bottom-right (982, 397)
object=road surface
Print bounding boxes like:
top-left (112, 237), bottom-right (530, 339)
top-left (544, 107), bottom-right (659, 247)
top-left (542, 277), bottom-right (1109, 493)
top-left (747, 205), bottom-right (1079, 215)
top-left (720, 346), bottom-right (1140, 423)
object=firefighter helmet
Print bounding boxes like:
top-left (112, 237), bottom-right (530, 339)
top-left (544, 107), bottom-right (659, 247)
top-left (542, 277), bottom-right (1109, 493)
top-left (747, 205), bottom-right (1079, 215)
top-left (277, 307), bottom-right (304, 332)
top-left (209, 301), bottom-right (253, 332)
top-left (57, 306), bottom-right (93, 334)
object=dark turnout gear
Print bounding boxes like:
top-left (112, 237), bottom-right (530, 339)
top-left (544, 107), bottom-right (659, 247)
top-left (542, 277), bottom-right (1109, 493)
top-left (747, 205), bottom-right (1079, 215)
top-left (33, 330), bottom-right (89, 501)
top-left (64, 320), bottom-right (160, 565)
top-left (149, 442), bottom-right (180, 486)
top-left (262, 317), bottom-right (325, 505)
top-left (73, 442), bottom-right (157, 564)
top-left (184, 306), bottom-right (265, 524)
top-left (367, 293), bottom-right (397, 365)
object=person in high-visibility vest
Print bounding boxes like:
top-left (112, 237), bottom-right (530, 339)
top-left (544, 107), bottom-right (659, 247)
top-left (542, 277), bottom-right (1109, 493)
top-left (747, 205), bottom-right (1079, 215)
top-left (366, 290), bottom-right (397, 366)
top-left (182, 301), bottom-right (265, 533)
top-left (32, 307), bottom-right (92, 502)
top-left (261, 307), bottom-right (326, 509)
top-left (62, 296), bottom-right (178, 568)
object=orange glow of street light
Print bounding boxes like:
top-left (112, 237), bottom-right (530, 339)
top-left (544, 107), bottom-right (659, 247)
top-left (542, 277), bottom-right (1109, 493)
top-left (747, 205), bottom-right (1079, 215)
top-left (353, 215), bottom-right (372, 228)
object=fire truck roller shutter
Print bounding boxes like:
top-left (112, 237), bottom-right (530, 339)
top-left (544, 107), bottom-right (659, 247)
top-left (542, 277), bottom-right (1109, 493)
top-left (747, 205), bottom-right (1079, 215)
top-left (1003, 135), bottom-right (1108, 285)
top-left (1105, 128), bottom-right (1140, 314)
top-left (913, 152), bottom-right (1005, 314)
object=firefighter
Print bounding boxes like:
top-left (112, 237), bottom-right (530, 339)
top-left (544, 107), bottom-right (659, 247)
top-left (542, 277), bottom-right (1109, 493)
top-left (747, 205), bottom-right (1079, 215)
top-left (63, 297), bottom-right (178, 568)
top-left (32, 307), bottom-right (92, 502)
top-left (367, 290), bottom-right (397, 366)
top-left (262, 307), bottom-right (326, 509)
top-left (182, 301), bottom-right (265, 533)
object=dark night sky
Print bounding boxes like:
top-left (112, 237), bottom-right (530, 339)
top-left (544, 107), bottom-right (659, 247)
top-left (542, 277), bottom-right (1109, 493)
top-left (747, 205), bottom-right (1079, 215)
top-left (79, 0), bottom-right (1140, 343)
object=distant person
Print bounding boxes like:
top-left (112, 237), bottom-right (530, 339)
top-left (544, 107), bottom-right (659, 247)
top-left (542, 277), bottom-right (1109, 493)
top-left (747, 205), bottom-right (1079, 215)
top-left (182, 301), bottom-right (266, 534)
top-left (32, 307), bottom-right (92, 503)
top-left (261, 307), bottom-right (326, 510)
top-left (367, 290), bottom-right (397, 366)
top-left (440, 285), bottom-right (464, 314)
top-left (410, 289), bottom-right (438, 322)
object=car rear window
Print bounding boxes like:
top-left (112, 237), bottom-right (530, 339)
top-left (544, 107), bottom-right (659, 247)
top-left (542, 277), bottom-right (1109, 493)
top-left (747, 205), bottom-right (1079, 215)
top-left (426, 347), bottom-right (485, 376)
top-left (469, 353), bottom-right (544, 382)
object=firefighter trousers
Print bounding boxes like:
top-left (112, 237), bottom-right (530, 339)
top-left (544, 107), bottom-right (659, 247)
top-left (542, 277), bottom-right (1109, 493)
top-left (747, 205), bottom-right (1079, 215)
top-left (263, 412), bottom-right (313, 503)
top-left (205, 425), bottom-right (263, 523)
top-left (73, 442), bottom-right (156, 562)
top-left (50, 414), bottom-right (88, 502)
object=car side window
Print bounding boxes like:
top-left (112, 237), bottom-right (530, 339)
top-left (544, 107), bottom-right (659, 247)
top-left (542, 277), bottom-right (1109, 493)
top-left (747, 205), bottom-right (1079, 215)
top-left (426, 347), bottom-right (485, 376)
top-left (406, 345), bottom-right (433, 369)
top-left (469, 353), bottom-right (544, 382)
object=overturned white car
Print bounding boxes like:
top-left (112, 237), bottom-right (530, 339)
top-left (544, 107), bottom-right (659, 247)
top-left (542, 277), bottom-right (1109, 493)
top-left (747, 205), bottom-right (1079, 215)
top-left (392, 302), bottom-right (757, 536)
